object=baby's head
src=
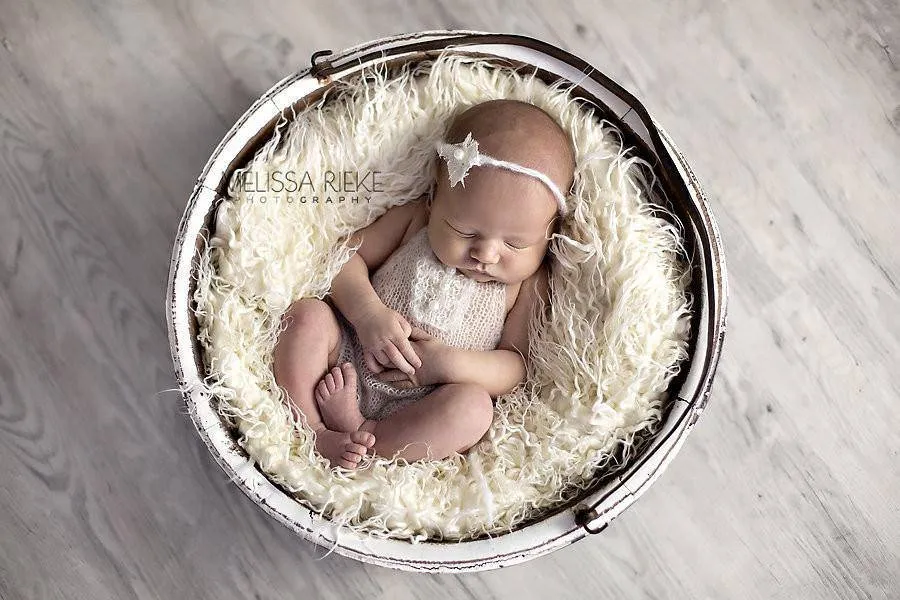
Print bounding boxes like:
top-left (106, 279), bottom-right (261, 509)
top-left (426, 99), bottom-right (575, 285)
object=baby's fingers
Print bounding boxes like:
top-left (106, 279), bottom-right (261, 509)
top-left (396, 336), bottom-right (422, 371)
top-left (383, 343), bottom-right (416, 375)
top-left (409, 326), bottom-right (434, 341)
top-left (396, 314), bottom-right (413, 337)
top-left (377, 369), bottom-right (408, 383)
top-left (363, 349), bottom-right (384, 373)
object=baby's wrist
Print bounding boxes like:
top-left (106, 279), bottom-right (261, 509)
top-left (345, 296), bottom-right (384, 326)
top-left (435, 345), bottom-right (460, 383)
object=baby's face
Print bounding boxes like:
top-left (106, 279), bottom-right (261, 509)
top-left (426, 166), bottom-right (557, 285)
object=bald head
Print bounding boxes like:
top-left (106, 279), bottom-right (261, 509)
top-left (442, 99), bottom-right (576, 199)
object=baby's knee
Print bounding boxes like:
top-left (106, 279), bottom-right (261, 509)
top-left (282, 298), bottom-right (334, 333)
top-left (446, 383), bottom-right (494, 435)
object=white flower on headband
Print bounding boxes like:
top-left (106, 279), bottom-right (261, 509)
top-left (434, 132), bottom-right (569, 216)
top-left (437, 133), bottom-right (482, 187)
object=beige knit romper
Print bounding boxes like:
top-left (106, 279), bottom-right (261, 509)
top-left (333, 227), bottom-right (508, 421)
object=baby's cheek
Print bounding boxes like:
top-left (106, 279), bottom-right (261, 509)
top-left (444, 237), bottom-right (468, 258)
top-left (521, 251), bottom-right (546, 276)
top-left (432, 234), bottom-right (463, 265)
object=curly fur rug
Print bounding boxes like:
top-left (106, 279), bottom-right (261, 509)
top-left (191, 51), bottom-right (691, 542)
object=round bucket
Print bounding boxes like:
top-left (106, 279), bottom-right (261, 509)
top-left (166, 30), bottom-right (728, 572)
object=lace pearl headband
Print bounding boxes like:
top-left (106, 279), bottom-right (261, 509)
top-left (435, 133), bottom-right (569, 216)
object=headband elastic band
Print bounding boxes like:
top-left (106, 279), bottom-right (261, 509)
top-left (435, 133), bottom-right (568, 216)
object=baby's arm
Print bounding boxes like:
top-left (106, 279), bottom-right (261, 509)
top-left (440, 265), bottom-right (551, 397)
top-left (329, 201), bottom-right (420, 324)
top-left (329, 201), bottom-right (424, 372)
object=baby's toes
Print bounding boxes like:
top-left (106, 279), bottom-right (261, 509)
top-left (341, 362), bottom-right (356, 387)
top-left (341, 451), bottom-right (362, 465)
top-left (345, 442), bottom-right (368, 456)
top-left (331, 366), bottom-right (344, 388)
top-left (350, 430), bottom-right (376, 448)
top-left (336, 457), bottom-right (358, 470)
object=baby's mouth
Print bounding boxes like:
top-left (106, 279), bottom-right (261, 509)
top-left (462, 267), bottom-right (492, 280)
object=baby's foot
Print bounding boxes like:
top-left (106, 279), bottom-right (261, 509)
top-left (314, 428), bottom-right (376, 470)
top-left (315, 362), bottom-right (365, 433)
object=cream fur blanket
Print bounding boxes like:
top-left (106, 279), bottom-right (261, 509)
top-left (192, 53), bottom-right (691, 542)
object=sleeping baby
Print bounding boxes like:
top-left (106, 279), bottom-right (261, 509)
top-left (273, 99), bottom-right (576, 469)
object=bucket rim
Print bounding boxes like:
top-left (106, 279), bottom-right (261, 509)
top-left (165, 29), bottom-right (728, 572)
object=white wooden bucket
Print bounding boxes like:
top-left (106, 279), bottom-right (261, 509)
top-left (166, 31), bottom-right (728, 572)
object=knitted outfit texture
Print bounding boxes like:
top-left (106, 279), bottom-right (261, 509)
top-left (334, 228), bottom-right (508, 420)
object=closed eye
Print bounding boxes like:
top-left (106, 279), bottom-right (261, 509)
top-left (449, 224), bottom-right (475, 238)
top-left (448, 221), bottom-right (528, 249)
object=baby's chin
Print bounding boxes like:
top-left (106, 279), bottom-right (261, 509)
top-left (455, 266), bottom-right (502, 283)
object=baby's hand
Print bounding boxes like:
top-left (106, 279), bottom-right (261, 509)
top-left (376, 326), bottom-right (448, 388)
top-left (353, 301), bottom-right (422, 375)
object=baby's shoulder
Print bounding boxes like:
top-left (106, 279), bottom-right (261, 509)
top-left (496, 263), bottom-right (551, 355)
top-left (504, 282), bottom-right (521, 315)
top-left (504, 263), bottom-right (550, 315)
top-left (398, 194), bottom-right (430, 245)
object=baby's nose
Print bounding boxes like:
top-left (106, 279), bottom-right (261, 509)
top-left (470, 241), bottom-right (500, 264)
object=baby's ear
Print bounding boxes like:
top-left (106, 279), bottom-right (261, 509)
top-left (545, 214), bottom-right (560, 238)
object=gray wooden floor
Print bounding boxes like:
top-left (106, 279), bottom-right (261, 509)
top-left (1, 1), bottom-right (897, 598)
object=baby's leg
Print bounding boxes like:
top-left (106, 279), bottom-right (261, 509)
top-left (274, 298), bottom-right (343, 429)
top-left (359, 384), bottom-right (494, 462)
top-left (273, 299), bottom-right (374, 469)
